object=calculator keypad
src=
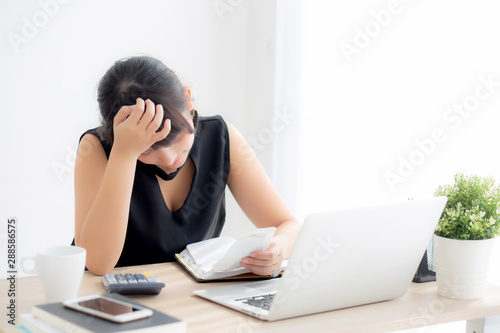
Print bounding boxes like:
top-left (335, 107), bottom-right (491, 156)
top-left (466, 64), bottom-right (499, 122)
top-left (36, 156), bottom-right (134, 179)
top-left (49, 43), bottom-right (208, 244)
top-left (101, 273), bottom-right (165, 295)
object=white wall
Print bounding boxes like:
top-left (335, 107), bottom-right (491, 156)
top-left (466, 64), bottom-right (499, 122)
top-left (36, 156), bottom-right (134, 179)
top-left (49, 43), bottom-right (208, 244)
top-left (296, 3), bottom-right (500, 331)
top-left (297, 0), bottom-right (500, 219)
top-left (0, 0), bottom-right (279, 277)
top-left (296, 0), bottom-right (500, 294)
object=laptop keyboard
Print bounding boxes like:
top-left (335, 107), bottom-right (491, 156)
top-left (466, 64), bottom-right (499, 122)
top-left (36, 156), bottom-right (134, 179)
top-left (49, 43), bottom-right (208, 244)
top-left (235, 293), bottom-right (275, 311)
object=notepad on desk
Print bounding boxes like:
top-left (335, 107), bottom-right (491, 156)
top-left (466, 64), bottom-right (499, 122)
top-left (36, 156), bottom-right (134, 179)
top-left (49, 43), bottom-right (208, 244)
top-left (24, 293), bottom-right (185, 333)
top-left (174, 227), bottom-right (287, 282)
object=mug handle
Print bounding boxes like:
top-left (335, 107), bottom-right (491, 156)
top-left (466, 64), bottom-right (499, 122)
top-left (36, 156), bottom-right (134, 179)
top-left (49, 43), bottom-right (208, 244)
top-left (20, 256), bottom-right (38, 274)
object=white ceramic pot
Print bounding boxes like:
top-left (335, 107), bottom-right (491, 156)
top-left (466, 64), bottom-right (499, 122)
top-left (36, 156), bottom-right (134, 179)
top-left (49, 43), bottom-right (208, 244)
top-left (433, 234), bottom-right (495, 299)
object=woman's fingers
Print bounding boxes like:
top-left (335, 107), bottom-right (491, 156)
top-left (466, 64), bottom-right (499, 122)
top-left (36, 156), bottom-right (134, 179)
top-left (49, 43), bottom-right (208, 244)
top-left (147, 103), bottom-right (171, 143)
top-left (152, 119), bottom-right (171, 143)
top-left (113, 105), bottom-right (134, 126)
top-left (240, 242), bottom-right (284, 276)
top-left (139, 99), bottom-right (156, 128)
top-left (112, 97), bottom-right (171, 156)
top-left (242, 259), bottom-right (282, 276)
top-left (127, 98), bottom-right (146, 124)
top-left (147, 104), bottom-right (164, 132)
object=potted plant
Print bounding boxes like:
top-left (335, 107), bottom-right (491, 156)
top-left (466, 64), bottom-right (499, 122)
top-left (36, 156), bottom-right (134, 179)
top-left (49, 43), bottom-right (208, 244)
top-left (433, 173), bottom-right (500, 299)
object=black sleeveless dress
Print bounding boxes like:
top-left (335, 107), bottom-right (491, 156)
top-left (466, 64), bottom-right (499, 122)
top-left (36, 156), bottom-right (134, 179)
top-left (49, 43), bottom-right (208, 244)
top-left (79, 115), bottom-right (230, 267)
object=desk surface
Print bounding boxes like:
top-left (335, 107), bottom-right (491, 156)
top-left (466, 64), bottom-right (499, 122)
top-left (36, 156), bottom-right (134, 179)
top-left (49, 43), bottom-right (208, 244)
top-left (4, 262), bottom-right (500, 333)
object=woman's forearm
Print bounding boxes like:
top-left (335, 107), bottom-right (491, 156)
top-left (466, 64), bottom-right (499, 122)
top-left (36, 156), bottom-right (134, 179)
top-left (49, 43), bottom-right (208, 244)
top-left (272, 219), bottom-right (301, 259)
top-left (76, 149), bottom-right (137, 275)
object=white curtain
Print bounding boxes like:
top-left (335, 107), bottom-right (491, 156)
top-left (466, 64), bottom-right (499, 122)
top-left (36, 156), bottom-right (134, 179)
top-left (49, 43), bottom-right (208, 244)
top-left (284, 0), bottom-right (500, 220)
top-left (274, 0), bottom-right (500, 283)
top-left (272, 0), bottom-right (303, 216)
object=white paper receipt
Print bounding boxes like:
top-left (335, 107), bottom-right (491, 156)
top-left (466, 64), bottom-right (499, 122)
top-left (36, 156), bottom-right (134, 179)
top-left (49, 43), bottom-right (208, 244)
top-left (210, 227), bottom-right (276, 272)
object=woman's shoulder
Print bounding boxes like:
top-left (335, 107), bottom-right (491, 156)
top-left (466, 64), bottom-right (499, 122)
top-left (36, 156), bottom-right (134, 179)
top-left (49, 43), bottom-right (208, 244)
top-left (198, 114), bottom-right (227, 126)
top-left (79, 127), bottom-right (111, 157)
top-left (197, 114), bottom-right (229, 137)
top-left (80, 128), bottom-right (99, 141)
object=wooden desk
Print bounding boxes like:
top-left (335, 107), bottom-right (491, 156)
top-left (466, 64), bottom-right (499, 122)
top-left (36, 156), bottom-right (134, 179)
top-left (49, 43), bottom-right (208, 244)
top-left (3, 262), bottom-right (500, 333)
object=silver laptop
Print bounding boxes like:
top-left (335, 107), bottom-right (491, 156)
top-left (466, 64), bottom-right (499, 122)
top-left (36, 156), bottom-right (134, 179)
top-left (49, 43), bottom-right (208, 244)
top-left (193, 197), bottom-right (447, 321)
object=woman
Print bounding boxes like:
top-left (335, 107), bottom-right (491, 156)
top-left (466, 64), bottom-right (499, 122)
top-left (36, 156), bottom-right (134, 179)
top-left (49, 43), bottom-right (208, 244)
top-left (74, 56), bottom-right (300, 276)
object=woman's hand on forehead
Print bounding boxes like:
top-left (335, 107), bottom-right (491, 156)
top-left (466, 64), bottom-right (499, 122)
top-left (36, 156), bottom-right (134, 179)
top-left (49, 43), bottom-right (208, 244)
top-left (112, 98), bottom-right (171, 159)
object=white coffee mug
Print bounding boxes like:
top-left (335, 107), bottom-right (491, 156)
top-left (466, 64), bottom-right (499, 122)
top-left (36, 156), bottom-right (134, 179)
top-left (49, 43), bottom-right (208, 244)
top-left (21, 246), bottom-right (86, 303)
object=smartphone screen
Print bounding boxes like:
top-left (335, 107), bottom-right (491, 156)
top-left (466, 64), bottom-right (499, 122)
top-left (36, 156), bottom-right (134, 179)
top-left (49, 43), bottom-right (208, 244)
top-left (64, 295), bottom-right (153, 323)
top-left (77, 297), bottom-right (141, 316)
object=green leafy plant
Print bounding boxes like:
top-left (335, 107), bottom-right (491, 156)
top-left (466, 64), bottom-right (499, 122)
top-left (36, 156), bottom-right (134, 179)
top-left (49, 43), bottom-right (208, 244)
top-left (434, 173), bottom-right (500, 240)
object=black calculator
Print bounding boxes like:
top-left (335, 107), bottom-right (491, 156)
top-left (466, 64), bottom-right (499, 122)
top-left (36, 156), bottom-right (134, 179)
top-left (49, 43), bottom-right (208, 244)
top-left (101, 273), bottom-right (165, 295)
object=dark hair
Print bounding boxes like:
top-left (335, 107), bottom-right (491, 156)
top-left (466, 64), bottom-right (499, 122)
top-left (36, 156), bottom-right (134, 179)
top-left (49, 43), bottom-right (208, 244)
top-left (96, 56), bottom-right (195, 149)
